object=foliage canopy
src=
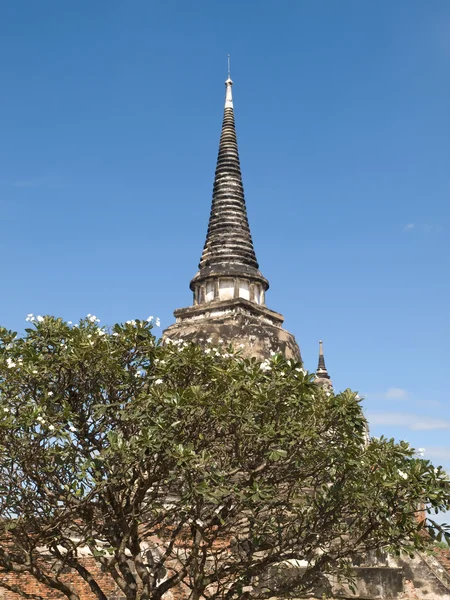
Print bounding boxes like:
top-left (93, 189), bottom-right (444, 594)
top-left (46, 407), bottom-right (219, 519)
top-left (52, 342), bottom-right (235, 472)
top-left (0, 316), bottom-right (449, 600)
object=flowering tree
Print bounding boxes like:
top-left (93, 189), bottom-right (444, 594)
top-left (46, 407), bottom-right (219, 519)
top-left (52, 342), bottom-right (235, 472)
top-left (0, 315), bottom-right (449, 600)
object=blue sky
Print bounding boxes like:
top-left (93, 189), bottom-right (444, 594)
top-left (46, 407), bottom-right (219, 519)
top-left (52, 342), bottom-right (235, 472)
top-left (1, 1), bottom-right (450, 483)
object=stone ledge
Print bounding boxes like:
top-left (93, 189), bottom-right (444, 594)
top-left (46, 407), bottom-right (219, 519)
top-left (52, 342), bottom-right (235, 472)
top-left (174, 297), bottom-right (284, 326)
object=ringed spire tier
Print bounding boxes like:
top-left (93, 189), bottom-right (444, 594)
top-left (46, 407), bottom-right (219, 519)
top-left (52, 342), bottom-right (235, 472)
top-left (190, 75), bottom-right (269, 305)
top-left (163, 71), bottom-right (301, 362)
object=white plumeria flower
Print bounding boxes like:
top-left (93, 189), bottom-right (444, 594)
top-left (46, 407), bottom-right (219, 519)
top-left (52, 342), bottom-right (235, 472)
top-left (3, 407), bottom-right (10, 413)
top-left (147, 316), bottom-right (154, 322)
top-left (155, 318), bottom-right (161, 327)
top-left (218, 338), bottom-right (224, 344)
top-left (32, 369), bottom-right (38, 374)
top-left (417, 448), bottom-right (425, 456)
top-left (204, 348), bottom-right (211, 355)
top-left (6, 358), bottom-right (16, 369)
top-left (48, 425), bottom-right (55, 431)
top-left (97, 329), bottom-right (106, 337)
top-left (37, 416), bottom-right (45, 423)
top-left (36, 315), bottom-right (44, 322)
top-left (260, 362), bottom-right (271, 372)
top-left (27, 313), bottom-right (33, 318)
top-left (69, 425), bottom-right (77, 432)
top-left (67, 321), bottom-right (72, 325)
top-left (112, 332), bottom-right (119, 337)
top-left (48, 392), bottom-right (54, 397)
top-left (154, 379), bottom-right (163, 385)
top-left (398, 470), bottom-right (408, 480)
top-left (89, 315), bottom-right (97, 323)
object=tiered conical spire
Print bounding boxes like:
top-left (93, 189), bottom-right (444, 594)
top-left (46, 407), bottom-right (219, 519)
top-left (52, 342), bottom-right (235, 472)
top-left (316, 341), bottom-right (331, 381)
top-left (163, 65), bottom-right (302, 362)
top-left (190, 73), bottom-right (268, 290)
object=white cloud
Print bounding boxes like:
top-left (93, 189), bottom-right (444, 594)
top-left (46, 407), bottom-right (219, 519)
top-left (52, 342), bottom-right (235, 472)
top-left (402, 223), bottom-right (443, 234)
top-left (366, 388), bottom-right (409, 400)
top-left (423, 448), bottom-right (450, 462)
top-left (385, 387), bottom-right (408, 400)
top-left (366, 411), bottom-right (450, 431)
top-left (366, 388), bottom-right (442, 408)
top-left (423, 223), bottom-right (443, 234)
top-left (414, 399), bottom-right (442, 408)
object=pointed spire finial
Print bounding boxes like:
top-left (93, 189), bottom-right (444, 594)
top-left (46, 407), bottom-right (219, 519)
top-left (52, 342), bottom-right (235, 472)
top-left (225, 55), bottom-right (233, 108)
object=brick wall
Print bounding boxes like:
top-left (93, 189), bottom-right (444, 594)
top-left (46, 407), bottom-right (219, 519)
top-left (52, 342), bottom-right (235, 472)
top-left (0, 558), bottom-right (123, 600)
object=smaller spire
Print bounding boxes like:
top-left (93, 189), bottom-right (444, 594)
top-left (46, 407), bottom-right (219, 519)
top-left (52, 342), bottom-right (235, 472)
top-left (316, 340), bottom-right (331, 381)
top-left (225, 54), bottom-right (233, 109)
